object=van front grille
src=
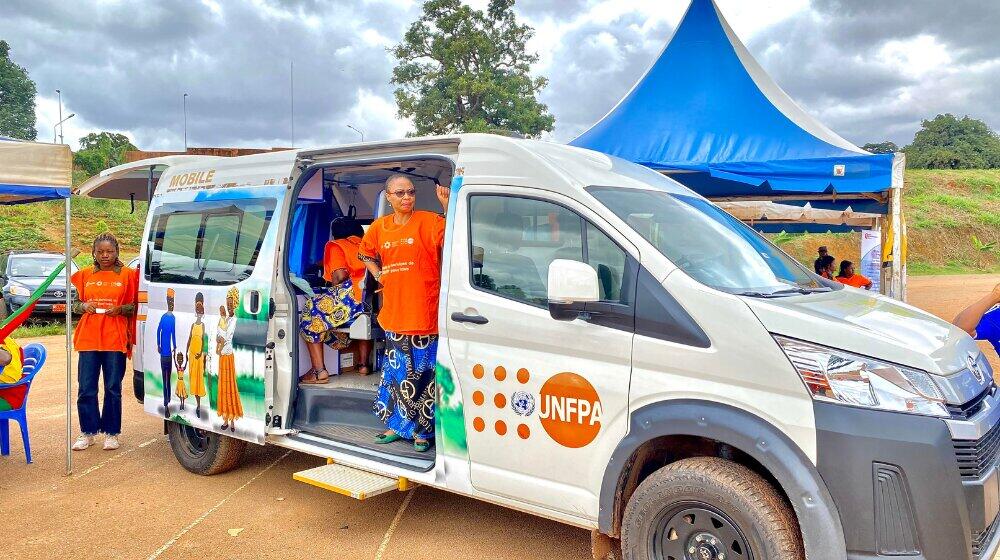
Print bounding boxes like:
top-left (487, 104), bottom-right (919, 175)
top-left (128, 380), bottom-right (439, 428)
top-left (973, 515), bottom-right (1000, 560)
top-left (954, 420), bottom-right (1000, 480)
top-left (948, 385), bottom-right (995, 420)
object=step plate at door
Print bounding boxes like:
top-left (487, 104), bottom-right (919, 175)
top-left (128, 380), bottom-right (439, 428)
top-left (292, 463), bottom-right (399, 500)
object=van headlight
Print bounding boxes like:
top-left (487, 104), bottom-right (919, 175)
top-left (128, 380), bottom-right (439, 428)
top-left (7, 283), bottom-right (31, 297)
top-left (775, 335), bottom-right (949, 417)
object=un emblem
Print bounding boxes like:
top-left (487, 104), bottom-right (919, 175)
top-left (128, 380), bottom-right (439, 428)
top-left (511, 391), bottom-right (535, 417)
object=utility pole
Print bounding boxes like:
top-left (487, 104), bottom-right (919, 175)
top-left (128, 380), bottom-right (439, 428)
top-left (347, 124), bottom-right (364, 142)
top-left (183, 93), bottom-right (189, 151)
top-left (290, 60), bottom-right (295, 147)
top-left (56, 89), bottom-right (64, 144)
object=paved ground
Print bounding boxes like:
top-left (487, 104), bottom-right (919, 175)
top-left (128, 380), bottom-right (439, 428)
top-left (1, 274), bottom-right (998, 560)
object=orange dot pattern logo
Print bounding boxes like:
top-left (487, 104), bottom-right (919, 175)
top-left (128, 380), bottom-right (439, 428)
top-left (468, 364), bottom-right (602, 448)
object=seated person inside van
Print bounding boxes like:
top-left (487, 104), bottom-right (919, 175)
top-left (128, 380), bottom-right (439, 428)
top-left (298, 217), bottom-right (372, 383)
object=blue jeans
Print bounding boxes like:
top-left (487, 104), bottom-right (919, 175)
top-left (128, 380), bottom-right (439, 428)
top-left (77, 351), bottom-right (127, 435)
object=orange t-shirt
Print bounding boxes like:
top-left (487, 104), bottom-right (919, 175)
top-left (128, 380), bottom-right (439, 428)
top-left (324, 236), bottom-right (366, 302)
top-left (359, 211), bottom-right (445, 335)
top-left (71, 266), bottom-right (139, 353)
top-left (836, 274), bottom-right (872, 289)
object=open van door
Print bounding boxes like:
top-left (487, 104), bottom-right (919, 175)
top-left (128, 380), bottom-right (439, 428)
top-left (76, 155), bottom-right (216, 201)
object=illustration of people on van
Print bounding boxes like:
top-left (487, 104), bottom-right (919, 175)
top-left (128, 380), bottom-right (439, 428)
top-left (298, 217), bottom-right (371, 384)
top-left (186, 292), bottom-right (209, 419)
top-left (156, 288), bottom-right (177, 418)
top-left (360, 175), bottom-right (450, 452)
top-left (174, 351), bottom-right (187, 409)
top-left (216, 286), bottom-right (243, 432)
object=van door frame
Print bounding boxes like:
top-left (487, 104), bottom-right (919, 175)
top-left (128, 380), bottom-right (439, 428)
top-left (271, 154), bottom-right (457, 432)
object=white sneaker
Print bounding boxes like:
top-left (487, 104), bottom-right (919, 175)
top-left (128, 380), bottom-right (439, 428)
top-left (72, 434), bottom-right (96, 451)
top-left (103, 435), bottom-right (120, 450)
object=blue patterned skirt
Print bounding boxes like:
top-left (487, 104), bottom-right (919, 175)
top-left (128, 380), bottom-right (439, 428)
top-left (298, 280), bottom-right (364, 344)
top-left (373, 332), bottom-right (437, 440)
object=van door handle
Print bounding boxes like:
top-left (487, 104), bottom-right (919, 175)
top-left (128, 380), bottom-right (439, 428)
top-left (451, 312), bottom-right (489, 325)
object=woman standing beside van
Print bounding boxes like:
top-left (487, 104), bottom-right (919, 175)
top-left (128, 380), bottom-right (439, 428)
top-left (359, 175), bottom-right (449, 452)
top-left (70, 233), bottom-right (138, 451)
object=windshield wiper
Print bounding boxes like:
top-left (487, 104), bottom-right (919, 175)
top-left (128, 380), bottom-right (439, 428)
top-left (738, 286), bottom-right (831, 298)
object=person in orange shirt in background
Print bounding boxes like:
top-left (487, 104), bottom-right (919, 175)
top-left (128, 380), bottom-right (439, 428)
top-left (360, 174), bottom-right (449, 452)
top-left (298, 218), bottom-right (371, 383)
top-left (70, 233), bottom-right (138, 451)
top-left (835, 260), bottom-right (873, 290)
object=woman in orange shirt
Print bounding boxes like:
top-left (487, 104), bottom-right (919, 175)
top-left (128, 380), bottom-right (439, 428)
top-left (360, 175), bottom-right (449, 452)
top-left (70, 233), bottom-right (138, 451)
top-left (835, 260), bottom-right (873, 290)
top-left (298, 218), bottom-right (371, 383)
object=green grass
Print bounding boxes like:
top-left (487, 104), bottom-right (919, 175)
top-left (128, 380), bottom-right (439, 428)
top-left (11, 321), bottom-right (67, 338)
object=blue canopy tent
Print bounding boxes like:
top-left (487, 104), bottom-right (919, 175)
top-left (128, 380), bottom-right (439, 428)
top-left (570, 0), bottom-right (906, 297)
top-left (0, 137), bottom-right (76, 472)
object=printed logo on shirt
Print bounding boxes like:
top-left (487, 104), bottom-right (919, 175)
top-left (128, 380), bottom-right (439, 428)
top-left (382, 238), bottom-right (415, 250)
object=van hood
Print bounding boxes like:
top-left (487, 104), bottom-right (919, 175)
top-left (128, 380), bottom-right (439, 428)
top-left (741, 288), bottom-right (983, 375)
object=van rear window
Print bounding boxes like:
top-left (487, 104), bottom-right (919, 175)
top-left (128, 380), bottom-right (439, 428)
top-left (146, 199), bottom-right (275, 286)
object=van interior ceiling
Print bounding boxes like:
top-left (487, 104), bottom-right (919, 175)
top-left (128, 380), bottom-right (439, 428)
top-left (286, 159), bottom-right (453, 470)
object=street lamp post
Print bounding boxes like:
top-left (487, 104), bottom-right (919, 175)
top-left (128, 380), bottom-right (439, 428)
top-left (53, 114), bottom-right (75, 144)
top-left (183, 93), bottom-right (189, 151)
top-left (347, 124), bottom-right (364, 142)
top-left (56, 89), bottom-right (64, 144)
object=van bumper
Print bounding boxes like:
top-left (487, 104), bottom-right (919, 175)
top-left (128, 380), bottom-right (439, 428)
top-left (815, 397), bottom-right (1000, 560)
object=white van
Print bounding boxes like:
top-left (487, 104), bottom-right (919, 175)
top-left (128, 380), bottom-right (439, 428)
top-left (81, 134), bottom-right (998, 560)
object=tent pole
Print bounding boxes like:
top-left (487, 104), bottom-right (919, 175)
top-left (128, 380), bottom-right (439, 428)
top-left (65, 196), bottom-right (73, 475)
top-left (889, 153), bottom-right (906, 301)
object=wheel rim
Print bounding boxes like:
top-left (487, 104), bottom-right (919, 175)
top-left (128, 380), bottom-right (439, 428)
top-left (649, 502), bottom-right (754, 560)
top-left (179, 425), bottom-right (212, 458)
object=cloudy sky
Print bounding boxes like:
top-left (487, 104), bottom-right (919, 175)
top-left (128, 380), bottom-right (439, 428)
top-left (3, 0), bottom-right (998, 151)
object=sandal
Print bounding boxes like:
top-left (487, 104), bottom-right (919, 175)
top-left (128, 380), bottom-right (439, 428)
top-left (374, 432), bottom-right (401, 444)
top-left (301, 368), bottom-right (331, 385)
top-left (413, 439), bottom-right (431, 453)
top-left (358, 365), bottom-right (370, 376)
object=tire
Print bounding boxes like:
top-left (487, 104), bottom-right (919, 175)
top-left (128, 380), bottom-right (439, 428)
top-left (167, 421), bottom-right (248, 475)
top-left (621, 457), bottom-right (804, 560)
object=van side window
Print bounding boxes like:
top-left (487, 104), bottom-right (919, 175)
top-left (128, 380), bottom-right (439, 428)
top-left (147, 199), bottom-right (275, 286)
top-left (468, 195), bottom-right (628, 307)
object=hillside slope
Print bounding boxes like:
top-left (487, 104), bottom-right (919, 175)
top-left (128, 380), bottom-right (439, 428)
top-left (0, 169), bottom-right (996, 275)
top-left (776, 169), bottom-right (1000, 275)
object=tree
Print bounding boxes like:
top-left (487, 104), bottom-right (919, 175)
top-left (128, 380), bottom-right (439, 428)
top-left (862, 141), bottom-right (898, 154)
top-left (391, 0), bottom-right (555, 137)
top-left (903, 114), bottom-right (1000, 169)
top-left (73, 132), bottom-right (137, 176)
top-left (0, 40), bottom-right (37, 140)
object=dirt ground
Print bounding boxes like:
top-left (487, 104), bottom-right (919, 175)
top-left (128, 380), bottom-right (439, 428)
top-left (1, 274), bottom-right (998, 560)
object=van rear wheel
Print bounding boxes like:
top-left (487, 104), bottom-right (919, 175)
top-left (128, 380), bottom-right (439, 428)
top-left (620, 457), bottom-right (803, 560)
top-left (167, 421), bottom-right (247, 475)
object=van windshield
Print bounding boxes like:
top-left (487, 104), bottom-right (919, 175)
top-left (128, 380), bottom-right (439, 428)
top-left (588, 187), bottom-right (824, 296)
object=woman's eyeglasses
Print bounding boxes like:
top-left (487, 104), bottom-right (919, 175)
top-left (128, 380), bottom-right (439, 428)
top-left (389, 189), bottom-right (417, 198)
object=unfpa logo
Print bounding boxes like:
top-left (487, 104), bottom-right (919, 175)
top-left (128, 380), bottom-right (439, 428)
top-left (538, 372), bottom-right (603, 448)
top-left (469, 364), bottom-right (602, 448)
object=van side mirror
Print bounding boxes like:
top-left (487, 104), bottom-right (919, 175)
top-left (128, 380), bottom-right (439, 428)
top-left (547, 259), bottom-right (599, 321)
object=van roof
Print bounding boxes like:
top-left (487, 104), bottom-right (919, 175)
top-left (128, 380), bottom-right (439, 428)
top-left (77, 134), bottom-right (696, 201)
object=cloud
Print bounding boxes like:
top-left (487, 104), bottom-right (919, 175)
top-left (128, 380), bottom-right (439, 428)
top-left (3, 0), bottom-right (999, 152)
top-left (2, 0), bottom-right (419, 150)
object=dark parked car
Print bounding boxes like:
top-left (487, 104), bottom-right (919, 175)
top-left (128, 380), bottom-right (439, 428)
top-left (0, 251), bottom-right (79, 319)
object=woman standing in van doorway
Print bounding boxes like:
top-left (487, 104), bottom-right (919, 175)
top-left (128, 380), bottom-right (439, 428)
top-left (216, 287), bottom-right (243, 432)
top-left (186, 292), bottom-right (209, 419)
top-left (359, 175), bottom-right (449, 452)
top-left (70, 233), bottom-right (139, 451)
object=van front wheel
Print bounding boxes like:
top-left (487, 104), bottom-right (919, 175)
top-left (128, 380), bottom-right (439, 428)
top-left (167, 421), bottom-right (247, 475)
top-left (620, 457), bottom-right (803, 560)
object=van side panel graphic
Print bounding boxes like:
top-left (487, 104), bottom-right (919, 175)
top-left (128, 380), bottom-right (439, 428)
top-left (140, 185), bottom-right (285, 445)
